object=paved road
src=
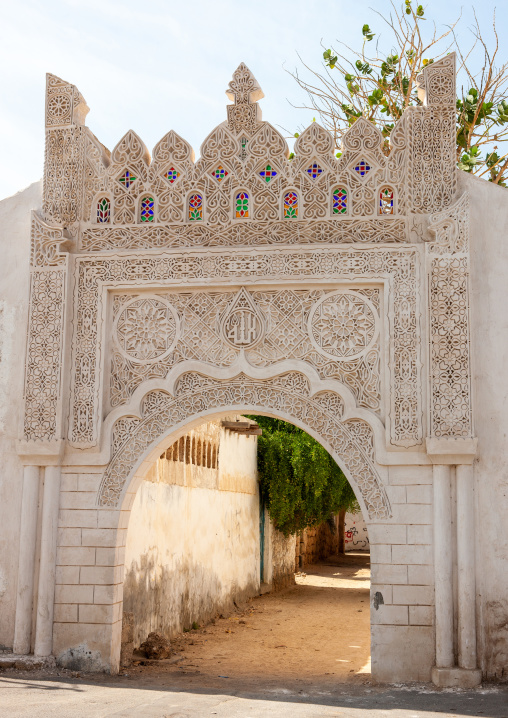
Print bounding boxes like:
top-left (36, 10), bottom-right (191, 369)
top-left (1, 675), bottom-right (507, 717)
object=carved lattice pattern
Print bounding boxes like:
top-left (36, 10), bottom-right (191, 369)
top-left (101, 372), bottom-right (391, 521)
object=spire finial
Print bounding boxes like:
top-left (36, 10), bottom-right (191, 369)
top-left (226, 63), bottom-right (264, 135)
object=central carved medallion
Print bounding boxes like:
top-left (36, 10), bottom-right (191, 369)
top-left (309, 291), bottom-right (378, 360)
top-left (115, 297), bottom-right (179, 364)
top-left (220, 288), bottom-right (265, 349)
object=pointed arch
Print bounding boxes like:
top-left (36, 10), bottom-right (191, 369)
top-left (98, 370), bottom-right (390, 522)
top-left (294, 122), bottom-right (335, 158)
top-left (111, 129), bottom-right (150, 166)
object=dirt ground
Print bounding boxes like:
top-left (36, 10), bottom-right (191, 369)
top-left (125, 551), bottom-right (371, 689)
top-left (2, 553), bottom-right (508, 716)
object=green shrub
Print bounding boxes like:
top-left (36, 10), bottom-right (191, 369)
top-left (248, 416), bottom-right (358, 536)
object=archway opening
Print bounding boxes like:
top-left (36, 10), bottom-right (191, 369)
top-left (118, 409), bottom-right (372, 687)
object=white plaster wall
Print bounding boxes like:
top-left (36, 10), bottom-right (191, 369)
top-left (123, 423), bottom-right (260, 646)
top-left (345, 511), bottom-right (369, 552)
top-left (0, 182), bottom-right (42, 649)
top-left (465, 171), bottom-right (508, 680)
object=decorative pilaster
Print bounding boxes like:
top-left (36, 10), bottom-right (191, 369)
top-left (23, 213), bottom-right (71, 443)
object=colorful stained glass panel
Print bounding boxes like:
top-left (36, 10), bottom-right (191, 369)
top-left (306, 162), bottom-right (324, 179)
top-left (163, 167), bottom-right (180, 184)
top-left (283, 191), bottom-right (298, 219)
top-left (333, 187), bottom-right (348, 215)
top-left (97, 197), bottom-right (110, 223)
top-left (118, 170), bottom-right (136, 188)
top-left (189, 193), bottom-right (203, 221)
top-left (236, 191), bottom-right (249, 218)
top-left (140, 196), bottom-right (155, 222)
top-left (354, 160), bottom-right (371, 177)
top-left (259, 164), bottom-right (277, 183)
top-left (212, 165), bottom-right (228, 182)
top-left (379, 187), bottom-right (394, 215)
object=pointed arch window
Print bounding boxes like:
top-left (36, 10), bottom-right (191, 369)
top-left (235, 191), bottom-right (249, 218)
top-left (140, 196), bottom-right (155, 222)
top-left (379, 186), bottom-right (394, 215)
top-left (96, 197), bottom-right (110, 223)
top-left (283, 191), bottom-right (298, 219)
top-left (189, 193), bottom-right (203, 221)
top-left (332, 187), bottom-right (348, 215)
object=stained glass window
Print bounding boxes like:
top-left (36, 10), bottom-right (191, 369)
top-left (236, 191), bottom-right (249, 218)
top-left (163, 167), bottom-right (180, 184)
top-left (239, 137), bottom-right (248, 160)
top-left (118, 170), bottom-right (136, 188)
top-left (354, 160), bottom-right (371, 177)
top-left (306, 162), bottom-right (324, 179)
top-left (212, 165), bottom-right (228, 182)
top-left (333, 187), bottom-right (348, 215)
top-left (189, 193), bottom-right (203, 221)
top-left (96, 197), bottom-right (110, 223)
top-left (140, 196), bottom-right (155, 222)
top-left (283, 191), bottom-right (298, 219)
top-left (259, 164), bottom-right (277, 183)
top-left (379, 186), bottom-right (394, 215)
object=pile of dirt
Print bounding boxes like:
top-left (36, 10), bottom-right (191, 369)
top-left (139, 632), bottom-right (171, 660)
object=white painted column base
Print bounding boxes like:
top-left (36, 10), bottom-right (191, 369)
top-left (431, 666), bottom-right (482, 688)
top-left (13, 465), bottom-right (40, 655)
top-left (34, 466), bottom-right (61, 657)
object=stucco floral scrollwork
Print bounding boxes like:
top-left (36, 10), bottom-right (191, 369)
top-left (427, 194), bottom-right (472, 438)
top-left (23, 269), bottom-right (66, 441)
top-left (71, 246), bottom-right (420, 448)
top-left (30, 213), bottom-right (68, 267)
top-left (81, 218), bottom-right (408, 251)
top-left (100, 371), bottom-right (391, 521)
top-left (108, 287), bottom-right (382, 415)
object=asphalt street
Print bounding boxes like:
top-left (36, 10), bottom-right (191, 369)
top-left (1, 675), bottom-right (507, 718)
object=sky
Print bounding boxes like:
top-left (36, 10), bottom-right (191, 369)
top-left (0, 0), bottom-right (506, 199)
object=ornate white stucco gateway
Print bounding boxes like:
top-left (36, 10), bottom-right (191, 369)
top-left (13, 56), bottom-right (484, 685)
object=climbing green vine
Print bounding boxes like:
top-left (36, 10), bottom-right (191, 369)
top-left (248, 416), bottom-right (358, 536)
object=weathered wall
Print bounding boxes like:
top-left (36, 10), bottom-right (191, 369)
top-left (123, 420), bottom-right (260, 646)
top-left (296, 518), bottom-right (340, 569)
top-left (369, 465), bottom-right (435, 683)
top-left (465, 171), bottom-right (508, 680)
top-left (345, 511), bottom-right (369, 552)
top-left (270, 528), bottom-right (296, 590)
top-left (0, 182), bottom-right (41, 649)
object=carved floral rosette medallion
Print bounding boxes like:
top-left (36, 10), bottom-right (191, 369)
top-left (308, 290), bottom-right (378, 361)
top-left (113, 296), bottom-right (179, 365)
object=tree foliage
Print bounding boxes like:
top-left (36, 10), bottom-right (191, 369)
top-left (248, 416), bottom-right (358, 536)
top-left (289, 1), bottom-right (508, 186)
